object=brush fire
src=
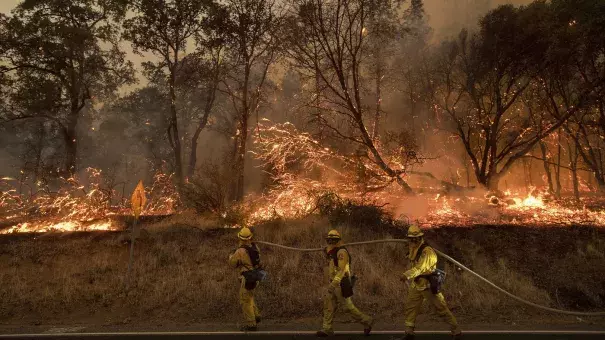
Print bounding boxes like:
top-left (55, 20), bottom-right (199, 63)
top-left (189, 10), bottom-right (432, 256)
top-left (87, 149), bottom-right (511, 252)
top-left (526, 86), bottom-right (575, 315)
top-left (2, 121), bottom-right (605, 234)
top-left (0, 169), bottom-right (179, 234)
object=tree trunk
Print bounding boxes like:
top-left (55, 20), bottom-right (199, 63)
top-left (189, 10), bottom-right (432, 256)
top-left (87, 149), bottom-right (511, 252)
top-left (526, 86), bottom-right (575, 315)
top-left (570, 163), bottom-right (580, 202)
top-left (372, 52), bottom-right (382, 141)
top-left (188, 127), bottom-right (202, 178)
top-left (314, 64), bottom-right (324, 142)
top-left (169, 69), bottom-right (183, 185)
top-left (487, 175), bottom-right (500, 191)
top-left (232, 62), bottom-right (251, 203)
top-left (234, 117), bottom-right (248, 202)
top-left (587, 171), bottom-right (594, 192)
top-left (596, 176), bottom-right (605, 193)
top-left (476, 172), bottom-right (500, 191)
top-left (33, 123), bottom-right (45, 183)
top-left (227, 134), bottom-right (239, 202)
top-left (356, 115), bottom-right (413, 193)
top-left (539, 141), bottom-right (554, 194)
top-left (188, 60), bottom-right (220, 178)
top-left (64, 112), bottom-right (79, 177)
top-left (464, 152), bottom-right (470, 187)
top-left (571, 168), bottom-right (580, 201)
top-left (187, 109), bottom-right (213, 178)
top-left (566, 138), bottom-right (580, 201)
top-left (522, 158), bottom-right (529, 192)
top-left (555, 130), bottom-right (562, 198)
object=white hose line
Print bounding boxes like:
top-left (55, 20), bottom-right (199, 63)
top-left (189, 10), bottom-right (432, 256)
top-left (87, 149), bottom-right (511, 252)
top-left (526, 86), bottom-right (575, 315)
top-left (255, 239), bottom-right (605, 317)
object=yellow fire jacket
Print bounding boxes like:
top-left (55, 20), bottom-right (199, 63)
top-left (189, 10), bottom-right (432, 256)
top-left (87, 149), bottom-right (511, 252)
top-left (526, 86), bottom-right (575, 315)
top-left (403, 240), bottom-right (437, 290)
top-left (325, 247), bottom-right (350, 287)
top-left (229, 243), bottom-right (257, 275)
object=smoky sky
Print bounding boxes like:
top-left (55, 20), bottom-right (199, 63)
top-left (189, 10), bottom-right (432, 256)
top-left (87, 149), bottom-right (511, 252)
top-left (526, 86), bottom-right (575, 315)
top-left (1, 0), bottom-right (533, 92)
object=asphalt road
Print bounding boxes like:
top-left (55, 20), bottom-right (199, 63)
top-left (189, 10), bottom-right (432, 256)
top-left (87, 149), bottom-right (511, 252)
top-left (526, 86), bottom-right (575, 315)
top-left (0, 331), bottom-right (604, 339)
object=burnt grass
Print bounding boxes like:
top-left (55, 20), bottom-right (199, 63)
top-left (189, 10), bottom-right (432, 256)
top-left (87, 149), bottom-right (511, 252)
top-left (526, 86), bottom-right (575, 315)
top-left (0, 214), bottom-right (604, 328)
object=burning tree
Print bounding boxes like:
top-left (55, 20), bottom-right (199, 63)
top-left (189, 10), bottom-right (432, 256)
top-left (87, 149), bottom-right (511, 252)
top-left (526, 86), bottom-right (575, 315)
top-left (250, 119), bottom-right (403, 222)
top-left (423, 3), bottom-right (593, 191)
top-left (285, 0), bottom-right (416, 193)
top-left (542, 0), bottom-right (605, 192)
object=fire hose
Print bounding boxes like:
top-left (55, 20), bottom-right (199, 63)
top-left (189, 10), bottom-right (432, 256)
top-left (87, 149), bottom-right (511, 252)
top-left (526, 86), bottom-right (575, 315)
top-left (256, 239), bottom-right (605, 317)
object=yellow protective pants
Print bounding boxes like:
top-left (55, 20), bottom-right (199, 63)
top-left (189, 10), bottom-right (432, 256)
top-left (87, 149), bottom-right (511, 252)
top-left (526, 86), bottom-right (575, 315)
top-left (404, 288), bottom-right (460, 334)
top-left (322, 287), bottom-right (372, 332)
top-left (239, 278), bottom-right (261, 327)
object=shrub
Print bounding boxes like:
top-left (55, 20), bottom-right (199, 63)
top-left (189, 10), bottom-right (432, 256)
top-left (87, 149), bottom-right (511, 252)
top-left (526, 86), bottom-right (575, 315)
top-left (180, 163), bottom-right (229, 215)
top-left (315, 192), bottom-right (403, 229)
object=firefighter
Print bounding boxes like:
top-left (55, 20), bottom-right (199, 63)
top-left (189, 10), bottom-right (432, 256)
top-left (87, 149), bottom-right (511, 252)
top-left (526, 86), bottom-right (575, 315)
top-left (228, 227), bottom-right (262, 331)
top-left (401, 225), bottom-right (462, 339)
top-left (317, 229), bottom-right (373, 337)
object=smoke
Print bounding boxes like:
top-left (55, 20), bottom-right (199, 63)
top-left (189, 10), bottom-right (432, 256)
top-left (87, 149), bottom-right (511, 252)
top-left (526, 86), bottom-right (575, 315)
top-left (424, 0), bottom-right (533, 41)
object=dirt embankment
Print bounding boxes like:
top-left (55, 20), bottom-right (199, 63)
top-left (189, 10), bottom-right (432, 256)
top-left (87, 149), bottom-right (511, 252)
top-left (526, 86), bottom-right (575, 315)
top-left (0, 214), bottom-right (604, 328)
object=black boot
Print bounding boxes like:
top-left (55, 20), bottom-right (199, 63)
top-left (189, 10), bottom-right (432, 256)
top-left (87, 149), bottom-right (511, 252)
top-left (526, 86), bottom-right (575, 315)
top-left (402, 333), bottom-right (416, 340)
top-left (240, 325), bottom-right (257, 332)
top-left (363, 317), bottom-right (374, 336)
top-left (316, 330), bottom-right (334, 337)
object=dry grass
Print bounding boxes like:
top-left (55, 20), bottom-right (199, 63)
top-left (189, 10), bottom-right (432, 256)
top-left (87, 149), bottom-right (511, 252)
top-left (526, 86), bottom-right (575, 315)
top-left (0, 215), bottom-right (604, 327)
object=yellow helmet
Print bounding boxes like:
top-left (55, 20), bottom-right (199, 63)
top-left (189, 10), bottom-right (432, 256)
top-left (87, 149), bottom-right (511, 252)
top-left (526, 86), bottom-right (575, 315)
top-left (407, 224), bottom-right (424, 238)
top-left (238, 227), bottom-right (253, 241)
top-left (326, 229), bottom-right (341, 240)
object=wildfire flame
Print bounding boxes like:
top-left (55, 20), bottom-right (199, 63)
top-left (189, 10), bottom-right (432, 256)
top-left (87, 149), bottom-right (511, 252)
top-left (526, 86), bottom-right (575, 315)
top-left (1, 169), bottom-right (179, 234)
top-left (245, 122), bottom-right (605, 227)
top-left (2, 121), bottom-right (605, 232)
top-left (1, 220), bottom-right (117, 234)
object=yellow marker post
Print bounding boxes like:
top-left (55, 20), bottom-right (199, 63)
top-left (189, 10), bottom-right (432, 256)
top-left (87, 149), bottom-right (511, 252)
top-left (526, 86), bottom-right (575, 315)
top-left (126, 180), bottom-right (146, 288)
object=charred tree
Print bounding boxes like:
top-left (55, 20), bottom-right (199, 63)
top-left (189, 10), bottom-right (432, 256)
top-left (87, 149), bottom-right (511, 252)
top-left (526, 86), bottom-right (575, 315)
top-left (539, 141), bottom-right (555, 194)
top-left (539, 0), bottom-right (605, 193)
top-left (555, 129), bottom-right (562, 198)
top-left (566, 134), bottom-right (581, 201)
top-left (424, 3), bottom-right (590, 191)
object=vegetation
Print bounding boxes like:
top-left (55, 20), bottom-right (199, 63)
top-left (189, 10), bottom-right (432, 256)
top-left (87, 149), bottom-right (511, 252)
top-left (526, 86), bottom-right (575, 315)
top-left (1, 0), bottom-right (605, 330)
top-left (0, 0), bottom-right (603, 203)
top-left (0, 214), bottom-right (603, 326)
